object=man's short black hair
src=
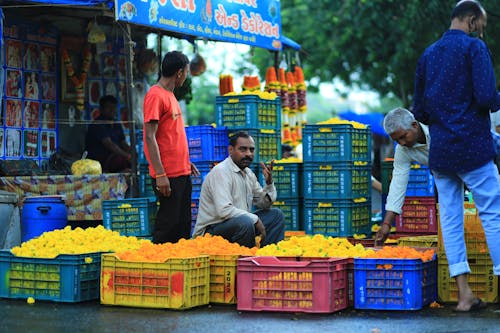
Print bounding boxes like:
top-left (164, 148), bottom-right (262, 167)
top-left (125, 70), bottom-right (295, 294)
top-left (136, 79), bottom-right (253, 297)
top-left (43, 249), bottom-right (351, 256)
top-left (451, 0), bottom-right (485, 20)
top-left (229, 131), bottom-right (251, 147)
top-left (161, 51), bottom-right (189, 78)
top-left (99, 95), bottom-right (118, 110)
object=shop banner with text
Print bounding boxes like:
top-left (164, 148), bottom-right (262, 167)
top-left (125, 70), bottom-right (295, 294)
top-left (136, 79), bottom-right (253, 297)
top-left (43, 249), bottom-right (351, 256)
top-left (114, 0), bottom-right (281, 50)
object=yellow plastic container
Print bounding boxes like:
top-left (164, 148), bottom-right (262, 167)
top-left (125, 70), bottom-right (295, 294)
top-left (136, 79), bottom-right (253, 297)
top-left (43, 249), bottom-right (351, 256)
top-left (437, 202), bottom-right (488, 254)
top-left (100, 254), bottom-right (210, 309)
top-left (209, 255), bottom-right (239, 304)
top-left (398, 235), bottom-right (438, 248)
top-left (438, 252), bottom-right (498, 303)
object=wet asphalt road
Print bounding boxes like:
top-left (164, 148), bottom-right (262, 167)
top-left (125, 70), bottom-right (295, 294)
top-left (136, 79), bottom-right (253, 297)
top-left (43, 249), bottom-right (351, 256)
top-left (1, 299), bottom-right (499, 333)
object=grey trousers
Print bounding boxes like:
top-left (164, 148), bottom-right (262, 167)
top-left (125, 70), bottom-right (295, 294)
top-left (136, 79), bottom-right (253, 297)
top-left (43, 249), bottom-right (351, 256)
top-left (205, 208), bottom-right (285, 248)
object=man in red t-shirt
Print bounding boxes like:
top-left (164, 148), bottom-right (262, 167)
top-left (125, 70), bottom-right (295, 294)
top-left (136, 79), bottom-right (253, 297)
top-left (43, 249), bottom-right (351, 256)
top-left (143, 51), bottom-right (199, 244)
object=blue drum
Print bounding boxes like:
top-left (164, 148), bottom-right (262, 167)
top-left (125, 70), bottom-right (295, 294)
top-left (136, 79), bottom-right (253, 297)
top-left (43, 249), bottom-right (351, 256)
top-left (21, 196), bottom-right (68, 242)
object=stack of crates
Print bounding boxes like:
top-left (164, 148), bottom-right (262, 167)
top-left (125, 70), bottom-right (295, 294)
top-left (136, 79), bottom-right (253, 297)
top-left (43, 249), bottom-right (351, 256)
top-left (216, 94), bottom-right (282, 166)
top-left (216, 94), bottom-right (282, 217)
top-left (437, 202), bottom-right (498, 303)
top-left (382, 160), bottom-right (437, 235)
top-left (302, 123), bottom-right (372, 237)
top-left (258, 160), bottom-right (302, 231)
top-left (185, 125), bottom-right (229, 233)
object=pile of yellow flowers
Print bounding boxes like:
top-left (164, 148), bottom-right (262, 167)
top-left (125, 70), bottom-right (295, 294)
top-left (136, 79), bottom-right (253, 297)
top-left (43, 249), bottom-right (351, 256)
top-left (223, 90), bottom-right (278, 100)
top-left (257, 234), bottom-right (375, 258)
top-left (11, 225), bottom-right (150, 258)
top-left (316, 117), bottom-right (367, 129)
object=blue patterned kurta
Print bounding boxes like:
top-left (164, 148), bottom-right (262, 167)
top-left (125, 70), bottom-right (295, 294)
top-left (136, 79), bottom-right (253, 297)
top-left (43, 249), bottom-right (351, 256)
top-left (413, 29), bottom-right (500, 173)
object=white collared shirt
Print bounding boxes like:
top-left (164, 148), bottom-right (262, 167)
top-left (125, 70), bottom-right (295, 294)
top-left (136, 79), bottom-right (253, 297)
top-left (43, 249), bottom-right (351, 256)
top-left (385, 123), bottom-right (431, 214)
top-left (192, 157), bottom-right (276, 237)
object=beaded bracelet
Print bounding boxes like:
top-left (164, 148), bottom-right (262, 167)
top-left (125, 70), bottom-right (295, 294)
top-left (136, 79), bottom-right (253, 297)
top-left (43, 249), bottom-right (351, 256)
top-left (155, 173), bottom-right (166, 178)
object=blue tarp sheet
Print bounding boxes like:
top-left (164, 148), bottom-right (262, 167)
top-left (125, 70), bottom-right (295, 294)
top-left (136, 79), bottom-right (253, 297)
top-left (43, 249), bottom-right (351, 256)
top-left (338, 110), bottom-right (388, 136)
top-left (281, 35), bottom-right (300, 50)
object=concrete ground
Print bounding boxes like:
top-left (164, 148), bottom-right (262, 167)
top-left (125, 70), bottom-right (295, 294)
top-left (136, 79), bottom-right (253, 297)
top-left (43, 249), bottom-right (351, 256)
top-left (1, 299), bottom-right (499, 333)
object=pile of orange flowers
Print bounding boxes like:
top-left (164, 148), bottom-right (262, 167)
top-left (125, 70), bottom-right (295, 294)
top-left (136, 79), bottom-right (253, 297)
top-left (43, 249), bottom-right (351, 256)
top-left (366, 246), bottom-right (435, 262)
top-left (116, 234), bottom-right (257, 262)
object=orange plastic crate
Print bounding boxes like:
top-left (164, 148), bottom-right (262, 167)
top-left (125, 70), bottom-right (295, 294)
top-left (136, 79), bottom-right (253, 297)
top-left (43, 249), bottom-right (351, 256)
top-left (237, 256), bottom-right (349, 313)
top-left (437, 202), bottom-right (488, 254)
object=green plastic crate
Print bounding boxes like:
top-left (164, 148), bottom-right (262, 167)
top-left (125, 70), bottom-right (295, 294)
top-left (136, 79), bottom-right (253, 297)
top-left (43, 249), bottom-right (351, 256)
top-left (0, 251), bottom-right (102, 302)
top-left (303, 198), bottom-right (371, 237)
top-left (102, 197), bottom-right (157, 237)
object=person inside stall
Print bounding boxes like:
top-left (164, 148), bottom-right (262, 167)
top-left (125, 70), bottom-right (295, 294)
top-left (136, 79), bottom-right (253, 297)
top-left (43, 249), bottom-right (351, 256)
top-left (281, 144), bottom-right (295, 159)
top-left (132, 49), bottom-right (158, 128)
top-left (85, 95), bottom-right (132, 173)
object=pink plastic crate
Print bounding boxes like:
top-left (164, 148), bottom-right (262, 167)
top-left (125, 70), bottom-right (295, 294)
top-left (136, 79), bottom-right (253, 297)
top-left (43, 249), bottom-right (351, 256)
top-left (395, 197), bottom-right (437, 233)
top-left (237, 256), bottom-right (349, 313)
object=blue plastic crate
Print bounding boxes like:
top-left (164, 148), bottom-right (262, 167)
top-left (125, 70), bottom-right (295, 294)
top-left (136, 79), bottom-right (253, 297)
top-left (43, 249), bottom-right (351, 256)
top-left (303, 162), bottom-right (371, 199)
top-left (303, 124), bottom-right (371, 162)
top-left (135, 130), bottom-right (147, 164)
top-left (258, 162), bottom-right (302, 198)
top-left (354, 256), bottom-right (437, 310)
top-left (102, 197), bottom-right (157, 237)
top-left (272, 198), bottom-right (301, 231)
top-left (0, 251), bottom-right (102, 302)
top-left (191, 198), bottom-right (199, 236)
top-left (406, 164), bottom-right (434, 196)
top-left (186, 125), bottom-right (229, 163)
top-left (303, 198), bottom-right (371, 237)
top-left (138, 163), bottom-right (155, 198)
top-left (191, 162), bottom-right (217, 199)
top-left (228, 128), bottom-right (281, 163)
top-left (216, 95), bottom-right (281, 130)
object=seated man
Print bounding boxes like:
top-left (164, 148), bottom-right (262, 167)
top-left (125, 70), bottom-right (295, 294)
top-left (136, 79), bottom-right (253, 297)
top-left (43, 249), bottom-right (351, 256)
top-left (85, 95), bottom-right (132, 173)
top-left (375, 107), bottom-right (431, 245)
top-left (192, 131), bottom-right (285, 248)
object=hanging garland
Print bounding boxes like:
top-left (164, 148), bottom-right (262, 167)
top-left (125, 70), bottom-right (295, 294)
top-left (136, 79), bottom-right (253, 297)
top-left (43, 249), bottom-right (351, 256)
top-left (62, 45), bottom-right (91, 111)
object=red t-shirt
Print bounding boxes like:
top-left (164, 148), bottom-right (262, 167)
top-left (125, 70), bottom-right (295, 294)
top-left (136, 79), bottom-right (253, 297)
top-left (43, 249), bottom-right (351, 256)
top-left (143, 85), bottom-right (191, 178)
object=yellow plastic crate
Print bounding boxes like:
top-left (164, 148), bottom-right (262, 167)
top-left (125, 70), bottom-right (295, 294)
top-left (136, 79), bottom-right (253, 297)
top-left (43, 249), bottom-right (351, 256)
top-left (437, 252), bottom-right (498, 303)
top-left (397, 235), bottom-right (438, 248)
top-left (100, 254), bottom-right (210, 309)
top-left (437, 203), bottom-right (488, 254)
top-left (209, 255), bottom-right (239, 304)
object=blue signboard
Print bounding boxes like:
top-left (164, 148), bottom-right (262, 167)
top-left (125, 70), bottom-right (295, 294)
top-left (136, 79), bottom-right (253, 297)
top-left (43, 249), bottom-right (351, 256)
top-left (114, 0), bottom-right (281, 50)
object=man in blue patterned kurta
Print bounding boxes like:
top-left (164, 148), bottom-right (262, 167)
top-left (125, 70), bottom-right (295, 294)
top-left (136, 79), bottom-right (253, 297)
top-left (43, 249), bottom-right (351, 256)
top-left (413, 0), bottom-right (500, 312)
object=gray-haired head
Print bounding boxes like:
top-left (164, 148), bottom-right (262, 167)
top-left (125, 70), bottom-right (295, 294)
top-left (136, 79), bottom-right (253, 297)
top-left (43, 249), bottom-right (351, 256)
top-left (383, 107), bottom-right (415, 135)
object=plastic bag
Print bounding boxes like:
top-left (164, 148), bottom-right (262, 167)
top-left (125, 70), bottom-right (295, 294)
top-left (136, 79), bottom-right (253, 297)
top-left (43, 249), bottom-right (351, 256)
top-left (71, 158), bottom-right (102, 175)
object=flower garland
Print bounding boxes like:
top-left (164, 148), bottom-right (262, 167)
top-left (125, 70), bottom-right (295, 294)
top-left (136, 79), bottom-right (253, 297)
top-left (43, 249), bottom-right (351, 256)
top-left (62, 46), bottom-right (91, 111)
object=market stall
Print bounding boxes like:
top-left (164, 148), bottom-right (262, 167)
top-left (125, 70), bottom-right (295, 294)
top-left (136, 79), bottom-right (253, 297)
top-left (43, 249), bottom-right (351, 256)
top-left (0, 173), bottom-right (128, 220)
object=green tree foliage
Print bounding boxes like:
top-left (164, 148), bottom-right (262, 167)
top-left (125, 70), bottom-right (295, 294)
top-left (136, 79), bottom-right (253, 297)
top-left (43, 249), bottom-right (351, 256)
top-left (185, 81), bottom-right (218, 125)
top-left (275, 0), bottom-right (499, 106)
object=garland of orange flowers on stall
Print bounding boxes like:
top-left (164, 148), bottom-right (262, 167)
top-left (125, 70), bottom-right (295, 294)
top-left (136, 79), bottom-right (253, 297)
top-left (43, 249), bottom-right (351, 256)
top-left (62, 46), bottom-right (91, 111)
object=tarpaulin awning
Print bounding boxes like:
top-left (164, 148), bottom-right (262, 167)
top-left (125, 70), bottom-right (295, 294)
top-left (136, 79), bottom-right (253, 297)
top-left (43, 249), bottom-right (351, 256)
top-left (281, 35), bottom-right (300, 50)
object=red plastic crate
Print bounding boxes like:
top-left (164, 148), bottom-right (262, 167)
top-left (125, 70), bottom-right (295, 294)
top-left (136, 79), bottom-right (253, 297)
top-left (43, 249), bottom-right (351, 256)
top-left (395, 197), bottom-right (437, 233)
top-left (237, 256), bottom-right (349, 313)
